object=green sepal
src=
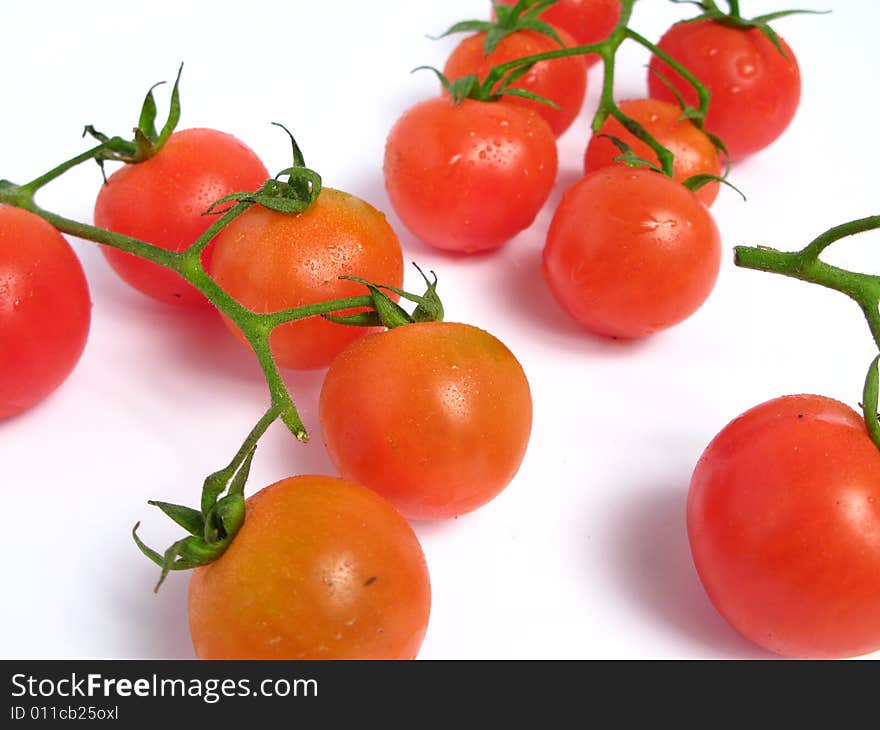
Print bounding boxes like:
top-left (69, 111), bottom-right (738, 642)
top-left (147, 501), bottom-right (204, 536)
top-left (496, 86), bottom-right (560, 109)
top-left (682, 173), bottom-right (746, 201)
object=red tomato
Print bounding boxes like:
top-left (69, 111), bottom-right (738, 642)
top-left (189, 475), bottom-right (431, 659)
top-left (689, 395), bottom-right (880, 658)
top-left (319, 322), bottom-right (532, 520)
top-left (384, 97), bottom-right (557, 253)
top-left (94, 128), bottom-right (268, 306)
top-left (494, 0), bottom-right (621, 67)
top-left (0, 206), bottom-right (91, 418)
top-left (542, 166), bottom-right (720, 338)
top-left (443, 27), bottom-right (587, 137)
top-left (584, 98), bottom-right (721, 206)
top-left (648, 19), bottom-right (801, 160)
top-left (209, 188), bottom-right (403, 370)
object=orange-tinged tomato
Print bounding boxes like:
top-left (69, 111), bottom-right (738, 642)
top-left (584, 98), bottom-right (721, 206)
top-left (444, 27), bottom-right (587, 137)
top-left (209, 188), bottom-right (404, 370)
top-left (189, 475), bottom-right (431, 660)
top-left (319, 322), bottom-right (532, 520)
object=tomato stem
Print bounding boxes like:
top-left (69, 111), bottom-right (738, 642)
top-left (735, 215), bottom-right (880, 449)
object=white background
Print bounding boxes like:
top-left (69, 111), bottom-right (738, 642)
top-left (2, 0), bottom-right (878, 659)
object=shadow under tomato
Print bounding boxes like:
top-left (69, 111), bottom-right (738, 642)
top-left (605, 486), bottom-right (774, 659)
top-left (501, 246), bottom-right (655, 358)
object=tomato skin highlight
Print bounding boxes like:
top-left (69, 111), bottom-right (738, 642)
top-left (443, 27), bottom-right (587, 137)
top-left (209, 188), bottom-right (404, 370)
top-left (188, 475), bottom-right (431, 660)
top-left (584, 98), bottom-right (721, 206)
top-left (384, 97), bottom-right (558, 253)
top-left (319, 322), bottom-right (532, 520)
top-left (0, 206), bottom-right (91, 418)
top-left (648, 19), bottom-right (801, 160)
top-left (688, 395), bottom-right (880, 659)
top-left (542, 166), bottom-right (721, 338)
top-left (494, 0), bottom-right (621, 67)
top-left (94, 128), bottom-right (269, 306)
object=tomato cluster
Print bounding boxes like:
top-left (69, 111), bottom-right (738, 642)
top-left (3, 0), bottom-right (874, 662)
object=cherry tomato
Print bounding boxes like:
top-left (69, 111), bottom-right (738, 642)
top-left (209, 188), bottom-right (403, 370)
top-left (689, 395), bottom-right (880, 658)
top-left (584, 98), bottom-right (721, 206)
top-left (494, 0), bottom-right (621, 67)
top-left (648, 19), bottom-right (800, 160)
top-left (189, 475), bottom-right (431, 660)
top-left (443, 27), bottom-right (587, 137)
top-left (0, 206), bottom-right (91, 418)
top-left (384, 97), bottom-right (557, 253)
top-left (94, 128), bottom-right (268, 306)
top-left (542, 166), bottom-right (720, 338)
top-left (319, 322), bottom-right (532, 520)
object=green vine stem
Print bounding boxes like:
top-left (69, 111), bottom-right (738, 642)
top-left (0, 83), bottom-right (444, 584)
top-left (734, 215), bottom-right (880, 448)
top-left (433, 0), bottom-right (715, 179)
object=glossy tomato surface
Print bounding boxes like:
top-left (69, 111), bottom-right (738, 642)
top-left (543, 166), bottom-right (720, 338)
top-left (189, 475), bottom-right (431, 660)
top-left (688, 395), bottom-right (880, 658)
top-left (209, 188), bottom-right (403, 370)
top-left (584, 98), bottom-right (721, 206)
top-left (648, 19), bottom-right (800, 160)
top-left (0, 205), bottom-right (91, 418)
top-left (443, 27), bottom-right (587, 136)
top-left (384, 97), bottom-right (557, 253)
top-left (319, 322), bottom-right (532, 520)
top-left (494, 0), bottom-right (620, 66)
top-left (94, 128), bottom-right (268, 306)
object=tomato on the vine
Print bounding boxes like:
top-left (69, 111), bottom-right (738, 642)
top-left (584, 98), bottom-right (721, 206)
top-left (543, 166), bottom-right (720, 338)
top-left (443, 26), bottom-right (587, 137)
top-left (384, 97), bottom-right (557, 253)
top-left (319, 322), bottom-right (532, 520)
top-left (689, 395), bottom-right (880, 658)
top-left (94, 128), bottom-right (268, 306)
top-left (648, 19), bottom-right (800, 160)
top-left (209, 188), bottom-right (404, 370)
top-left (0, 205), bottom-right (91, 419)
top-left (188, 475), bottom-right (431, 660)
top-left (494, 0), bottom-right (621, 67)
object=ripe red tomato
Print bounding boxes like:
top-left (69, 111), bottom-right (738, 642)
top-left (0, 206), bottom-right (91, 418)
top-left (542, 166), bottom-right (720, 338)
top-left (584, 98), bottom-right (721, 206)
top-left (689, 395), bottom-right (880, 658)
top-left (648, 19), bottom-right (800, 160)
top-left (494, 0), bottom-right (621, 67)
top-left (209, 188), bottom-right (403, 370)
top-left (443, 27), bottom-right (587, 137)
top-left (319, 322), bottom-right (532, 520)
top-left (189, 475), bottom-right (431, 660)
top-left (94, 128), bottom-right (268, 306)
top-left (384, 97), bottom-right (557, 253)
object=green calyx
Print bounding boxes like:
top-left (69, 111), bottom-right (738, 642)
top-left (84, 64), bottom-right (183, 180)
top-left (413, 64), bottom-right (560, 110)
top-left (673, 0), bottom-right (829, 56)
top-left (204, 123), bottom-right (322, 216)
top-left (434, 0), bottom-right (565, 56)
top-left (734, 216), bottom-right (880, 450)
